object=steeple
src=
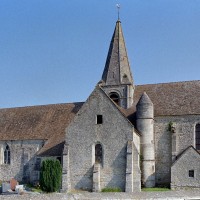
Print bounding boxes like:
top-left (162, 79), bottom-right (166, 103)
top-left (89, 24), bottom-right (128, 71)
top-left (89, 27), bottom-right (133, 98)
top-left (102, 20), bottom-right (134, 86)
top-left (101, 20), bottom-right (134, 109)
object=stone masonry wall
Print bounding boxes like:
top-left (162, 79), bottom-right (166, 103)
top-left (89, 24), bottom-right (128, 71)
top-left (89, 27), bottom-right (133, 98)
top-left (171, 147), bottom-right (200, 190)
top-left (0, 140), bottom-right (44, 183)
top-left (65, 87), bottom-right (140, 192)
top-left (101, 84), bottom-right (134, 109)
top-left (154, 115), bottom-right (200, 186)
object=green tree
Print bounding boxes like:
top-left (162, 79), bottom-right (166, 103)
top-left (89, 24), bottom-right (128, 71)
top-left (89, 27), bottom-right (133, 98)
top-left (40, 159), bottom-right (62, 192)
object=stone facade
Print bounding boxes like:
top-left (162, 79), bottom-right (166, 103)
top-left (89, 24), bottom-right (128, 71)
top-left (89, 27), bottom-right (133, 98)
top-left (154, 115), bottom-right (200, 187)
top-left (0, 140), bottom-right (43, 183)
top-left (101, 84), bottom-right (134, 109)
top-left (65, 86), bottom-right (140, 192)
top-left (171, 146), bottom-right (200, 189)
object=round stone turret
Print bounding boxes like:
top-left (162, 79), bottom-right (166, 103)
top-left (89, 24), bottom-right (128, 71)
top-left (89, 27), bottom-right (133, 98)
top-left (136, 92), bottom-right (153, 119)
top-left (136, 92), bottom-right (155, 188)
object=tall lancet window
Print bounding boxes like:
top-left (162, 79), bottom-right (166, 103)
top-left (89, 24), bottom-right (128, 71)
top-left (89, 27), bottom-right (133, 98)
top-left (109, 93), bottom-right (119, 105)
top-left (196, 124), bottom-right (200, 150)
top-left (4, 144), bottom-right (10, 164)
top-left (95, 143), bottom-right (103, 164)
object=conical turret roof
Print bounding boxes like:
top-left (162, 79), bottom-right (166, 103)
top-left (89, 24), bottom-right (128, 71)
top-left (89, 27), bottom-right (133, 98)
top-left (102, 20), bottom-right (133, 86)
top-left (137, 92), bottom-right (153, 105)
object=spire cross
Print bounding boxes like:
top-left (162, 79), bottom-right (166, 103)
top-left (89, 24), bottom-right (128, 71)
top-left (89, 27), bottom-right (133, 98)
top-left (116, 4), bottom-right (120, 20)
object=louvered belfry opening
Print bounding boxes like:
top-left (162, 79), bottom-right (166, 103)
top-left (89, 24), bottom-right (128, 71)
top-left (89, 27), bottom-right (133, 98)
top-left (110, 93), bottom-right (119, 105)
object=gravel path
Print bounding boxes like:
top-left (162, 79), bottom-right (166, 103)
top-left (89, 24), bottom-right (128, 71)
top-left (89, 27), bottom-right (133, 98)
top-left (1, 190), bottom-right (200, 200)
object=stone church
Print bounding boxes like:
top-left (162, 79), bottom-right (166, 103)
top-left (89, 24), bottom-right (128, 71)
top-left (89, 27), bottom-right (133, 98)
top-left (1, 20), bottom-right (200, 192)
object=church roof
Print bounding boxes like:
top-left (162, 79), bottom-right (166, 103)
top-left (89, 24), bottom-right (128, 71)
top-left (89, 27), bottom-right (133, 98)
top-left (101, 20), bottom-right (133, 86)
top-left (0, 102), bottom-right (83, 156)
top-left (133, 80), bottom-right (200, 116)
top-left (1, 80), bottom-right (200, 156)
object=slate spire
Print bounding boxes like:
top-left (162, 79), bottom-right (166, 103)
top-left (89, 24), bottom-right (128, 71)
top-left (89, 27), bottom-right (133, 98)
top-left (102, 20), bottom-right (134, 86)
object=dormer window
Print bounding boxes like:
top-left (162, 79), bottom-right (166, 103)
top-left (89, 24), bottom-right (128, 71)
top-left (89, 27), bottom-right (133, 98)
top-left (122, 74), bottom-right (129, 83)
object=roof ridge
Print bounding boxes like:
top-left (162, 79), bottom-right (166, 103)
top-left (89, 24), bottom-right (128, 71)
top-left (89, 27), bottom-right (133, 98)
top-left (0, 102), bottom-right (84, 111)
top-left (172, 145), bottom-right (200, 166)
top-left (136, 80), bottom-right (200, 87)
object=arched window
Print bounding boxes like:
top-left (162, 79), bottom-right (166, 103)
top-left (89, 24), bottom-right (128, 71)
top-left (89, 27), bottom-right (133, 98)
top-left (95, 143), bottom-right (102, 164)
top-left (196, 124), bottom-right (200, 150)
top-left (4, 144), bottom-right (10, 164)
top-left (109, 93), bottom-right (119, 105)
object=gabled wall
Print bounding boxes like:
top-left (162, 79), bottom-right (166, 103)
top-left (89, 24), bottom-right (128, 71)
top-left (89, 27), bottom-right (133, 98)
top-left (65, 86), bottom-right (140, 192)
top-left (171, 146), bottom-right (200, 189)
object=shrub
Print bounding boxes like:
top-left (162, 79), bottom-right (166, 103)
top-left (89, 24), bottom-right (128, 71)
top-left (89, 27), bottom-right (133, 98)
top-left (101, 187), bottom-right (122, 192)
top-left (39, 159), bottom-right (62, 192)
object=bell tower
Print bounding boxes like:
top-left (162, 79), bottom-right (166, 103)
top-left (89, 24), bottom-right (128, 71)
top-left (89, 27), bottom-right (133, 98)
top-left (101, 20), bottom-right (134, 109)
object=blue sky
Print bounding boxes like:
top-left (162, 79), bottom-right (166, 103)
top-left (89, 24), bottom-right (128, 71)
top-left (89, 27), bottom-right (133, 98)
top-left (1, 0), bottom-right (200, 108)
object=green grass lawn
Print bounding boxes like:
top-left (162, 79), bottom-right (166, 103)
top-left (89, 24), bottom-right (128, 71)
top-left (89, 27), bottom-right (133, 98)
top-left (142, 187), bottom-right (170, 192)
top-left (24, 183), bottom-right (43, 193)
top-left (102, 187), bottom-right (122, 192)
